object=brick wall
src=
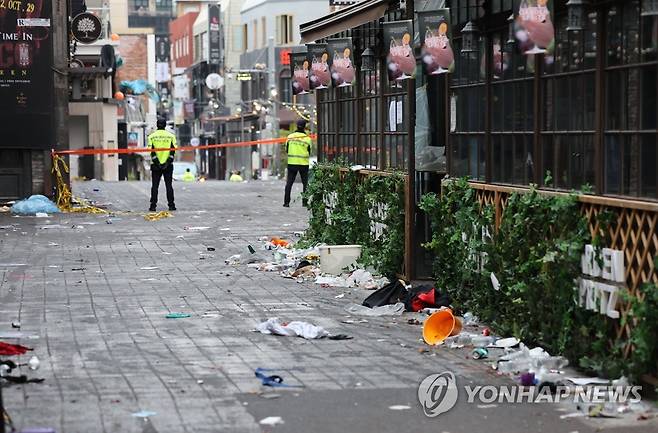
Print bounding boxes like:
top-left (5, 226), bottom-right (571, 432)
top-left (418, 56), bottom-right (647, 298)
top-left (116, 35), bottom-right (148, 83)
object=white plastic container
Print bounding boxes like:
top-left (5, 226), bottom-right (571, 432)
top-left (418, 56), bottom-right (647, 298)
top-left (319, 245), bottom-right (362, 275)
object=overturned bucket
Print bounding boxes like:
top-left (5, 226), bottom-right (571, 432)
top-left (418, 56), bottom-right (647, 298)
top-left (423, 309), bottom-right (463, 345)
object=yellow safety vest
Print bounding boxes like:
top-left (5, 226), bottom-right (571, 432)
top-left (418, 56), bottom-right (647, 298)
top-left (147, 129), bottom-right (177, 165)
top-left (286, 132), bottom-right (311, 166)
top-left (182, 171), bottom-right (195, 182)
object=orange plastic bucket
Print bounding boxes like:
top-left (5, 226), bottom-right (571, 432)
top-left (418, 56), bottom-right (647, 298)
top-left (423, 309), bottom-right (463, 345)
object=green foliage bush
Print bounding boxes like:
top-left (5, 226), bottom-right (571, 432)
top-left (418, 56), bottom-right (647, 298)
top-left (301, 161), bottom-right (405, 277)
top-left (420, 178), bottom-right (658, 381)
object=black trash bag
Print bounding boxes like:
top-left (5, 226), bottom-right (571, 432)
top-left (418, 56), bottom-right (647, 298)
top-left (403, 284), bottom-right (451, 312)
top-left (362, 280), bottom-right (408, 308)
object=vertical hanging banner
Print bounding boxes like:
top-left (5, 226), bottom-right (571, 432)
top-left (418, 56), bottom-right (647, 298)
top-left (208, 3), bottom-right (221, 65)
top-left (291, 52), bottom-right (310, 95)
top-left (517, 0), bottom-right (554, 55)
top-left (307, 43), bottom-right (331, 90)
top-left (383, 20), bottom-right (416, 81)
top-left (327, 37), bottom-right (355, 87)
top-left (418, 9), bottom-right (454, 75)
top-left (0, 0), bottom-right (54, 149)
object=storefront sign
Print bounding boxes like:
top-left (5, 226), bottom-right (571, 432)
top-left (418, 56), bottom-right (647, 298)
top-left (383, 20), bottom-right (416, 81)
top-left (71, 12), bottom-right (102, 44)
top-left (327, 37), bottom-right (355, 87)
top-left (236, 72), bottom-right (252, 81)
top-left (291, 52), bottom-right (309, 95)
top-left (127, 132), bottom-right (139, 148)
top-left (0, 0), bottom-right (54, 149)
top-left (155, 35), bottom-right (170, 62)
top-left (208, 4), bottom-right (221, 65)
top-left (307, 43), bottom-right (331, 90)
top-left (576, 245), bottom-right (625, 319)
top-left (418, 9), bottom-right (454, 75)
top-left (517, 0), bottom-right (554, 55)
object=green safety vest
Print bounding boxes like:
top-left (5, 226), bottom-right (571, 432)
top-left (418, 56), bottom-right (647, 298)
top-left (286, 132), bottom-right (311, 166)
top-left (148, 129), bottom-right (177, 165)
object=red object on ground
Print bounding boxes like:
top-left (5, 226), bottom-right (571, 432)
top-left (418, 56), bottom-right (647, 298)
top-left (0, 341), bottom-right (32, 356)
top-left (271, 238), bottom-right (289, 247)
top-left (482, 328), bottom-right (490, 336)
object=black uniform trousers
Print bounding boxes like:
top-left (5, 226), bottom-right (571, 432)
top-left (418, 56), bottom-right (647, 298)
top-left (150, 163), bottom-right (175, 208)
top-left (284, 164), bottom-right (309, 206)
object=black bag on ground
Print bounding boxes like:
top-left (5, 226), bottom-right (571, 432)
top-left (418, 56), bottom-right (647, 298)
top-left (362, 280), bottom-right (408, 308)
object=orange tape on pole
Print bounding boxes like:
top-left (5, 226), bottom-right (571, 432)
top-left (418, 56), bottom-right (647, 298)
top-left (53, 135), bottom-right (317, 156)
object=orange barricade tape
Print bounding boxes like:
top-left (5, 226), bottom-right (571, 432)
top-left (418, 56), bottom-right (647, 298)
top-left (53, 135), bottom-right (317, 156)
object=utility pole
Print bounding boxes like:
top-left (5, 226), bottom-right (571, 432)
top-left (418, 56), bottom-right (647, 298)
top-left (267, 36), bottom-right (279, 177)
top-left (48, 0), bottom-right (70, 198)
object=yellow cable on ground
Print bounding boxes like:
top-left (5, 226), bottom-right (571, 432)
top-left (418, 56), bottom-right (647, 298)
top-left (144, 211), bottom-right (172, 221)
top-left (51, 154), bottom-right (108, 214)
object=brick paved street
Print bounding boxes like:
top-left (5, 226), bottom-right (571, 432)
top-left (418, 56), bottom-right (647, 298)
top-left (1, 180), bottom-right (656, 433)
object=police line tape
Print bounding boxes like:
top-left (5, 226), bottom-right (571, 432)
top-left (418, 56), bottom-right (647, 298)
top-left (52, 135), bottom-right (317, 157)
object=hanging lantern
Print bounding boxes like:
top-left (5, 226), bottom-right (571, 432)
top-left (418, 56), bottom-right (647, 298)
top-left (642, 0), bottom-right (658, 16)
top-left (361, 47), bottom-right (375, 72)
top-left (461, 21), bottom-right (479, 55)
top-left (504, 14), bottom-right (516, 52)
top-left (566, 0), bottom-right (588, 32)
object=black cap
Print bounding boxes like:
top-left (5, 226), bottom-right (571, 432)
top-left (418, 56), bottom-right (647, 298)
top-left (296, 119), bottom-right (307, 130)
top-left (156, 117), bottom-right (166, 129)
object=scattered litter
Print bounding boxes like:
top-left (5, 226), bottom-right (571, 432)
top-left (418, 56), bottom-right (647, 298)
top-left (35, 212), bottom-right (49, 218)
top-left (131, 411), bottom-right (157, 418)
top-left (197, 380), bottom-right (204, 384)
top-left (166, 313), bottom-right (191, 319)
top-left (140, 266), bottom-right (159, 271)
top-left (566, 377), bottom-right (610, 386)
top-left (185, 226), bottom-right (210, 231)
top-left (144, 211), bottom-right (171, 221)
top-left (472, 348), bottom-right (489, 359)
top-left (271, 237), bottom-right (289, 247)
top-left (494, 337), bottom-right (520, 348)
top-left (259, 416), bottom-right (284, 426)
top-left (207, 247), bottom-right (216, 251)
top-left (0, 332), bottom-right (39, 340)
top-left (462, 312), bottom-right (479, 325)
top-left (255, 368), bottom-right (303, 388)
top-left (201, 312), bottom-right (221, 318)
top-left (334, 294), bottom-right (345, 299)
top-left (345, 303), bottom-right (405, 316)
top-left (0, 341), bottom-right (32, 356)
top-left (255, 318), bottom-right (329, 339)
top-left (388, 405), bottom-right (411, 410)
top-left (11, 195), bottom-right (60, 215)
top-left (225, 254), bottom-right (241, 265)
top-left (11, 321), bottom-right (20, 329)
top-left (260, 393), bottom-right (281, 399)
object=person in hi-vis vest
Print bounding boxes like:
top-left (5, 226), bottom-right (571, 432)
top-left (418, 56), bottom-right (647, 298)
top-left (148, 118), bottom-right (177, 211)
top-left (283, 119), bottom-right (312, 207)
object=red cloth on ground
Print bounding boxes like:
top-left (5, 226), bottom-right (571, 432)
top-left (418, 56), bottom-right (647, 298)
top-left (0, 341), bottom-right (32, 356)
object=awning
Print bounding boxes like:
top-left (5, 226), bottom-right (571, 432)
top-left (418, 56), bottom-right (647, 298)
top-left (300, 0), bottom-right (390, 43)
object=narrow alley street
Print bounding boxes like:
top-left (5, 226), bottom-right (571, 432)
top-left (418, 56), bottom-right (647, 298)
top-left (0, 180), bottom-right (656, 433)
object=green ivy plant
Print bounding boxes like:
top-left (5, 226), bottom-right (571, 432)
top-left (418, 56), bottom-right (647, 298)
top-left (300, 161), bottom-right (405, 277)
top-left (420, 178), bottom-right (656, 381)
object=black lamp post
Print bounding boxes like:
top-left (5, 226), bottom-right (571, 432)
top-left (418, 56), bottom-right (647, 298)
top-left (361, 47), bottom-right (375, 72)
top-left (461, 21), bottom-right (479, 55)
top-left (642, 0), bottom-right (658, 16)
top-left (566, 0), bottom-right (588, 32)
